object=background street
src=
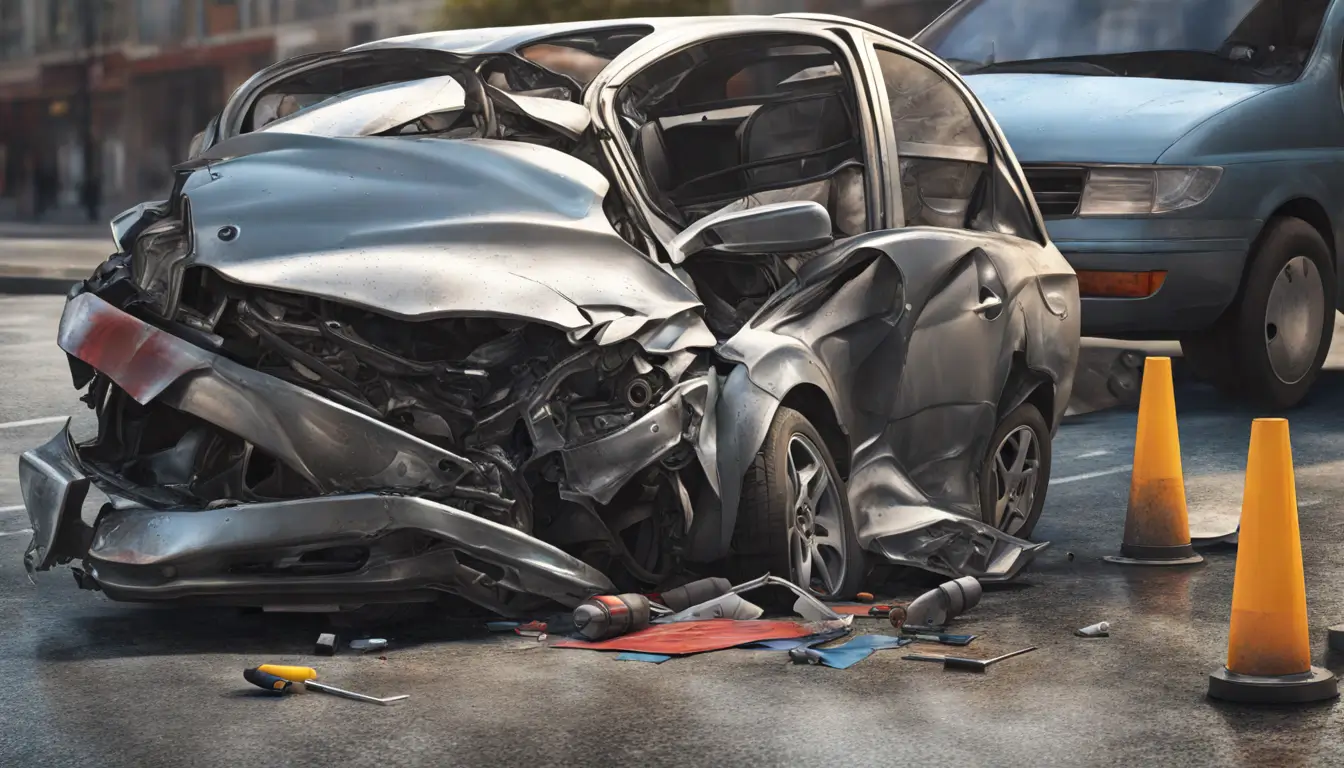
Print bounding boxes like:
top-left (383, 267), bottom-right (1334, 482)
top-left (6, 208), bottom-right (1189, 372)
top-left (5, 285), bottom-right (1344, 767)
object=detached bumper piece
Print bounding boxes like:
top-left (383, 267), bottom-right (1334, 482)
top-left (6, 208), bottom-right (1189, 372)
top-left (20, 422), bottom-right (93, 576)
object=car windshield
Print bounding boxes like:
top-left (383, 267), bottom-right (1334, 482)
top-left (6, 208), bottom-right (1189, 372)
top-left (915, 0), bottom-right (1329, 84)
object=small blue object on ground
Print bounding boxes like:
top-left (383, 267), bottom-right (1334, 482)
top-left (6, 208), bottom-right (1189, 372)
top-left (808, 635), bottom-right (913, 669)
top-left (616, 652), bottom-right (673, 663)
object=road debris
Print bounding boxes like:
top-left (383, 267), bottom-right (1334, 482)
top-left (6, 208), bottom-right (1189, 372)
top-left (905, 576), bottom-right (981, 629)
top-left (244, 664), bottom-right (408, 705)
top-left (788, 634), bottom-right (914, 669)
top-left (656, 578), bottom-right (733, 612)
top-left (350, 638), bottom-right (389, 653)
top-left (888, 605), bottom-right (908, 631)
top-left (553, 618), bottom-right (837, 657)
top-left (574, 594), bottom-right (653, 641)
top-left (616, 652), bottom-right (673, 664)
top-left (1075, 622), bottom-right (1110, 638)
top-left (856, 592), bottom-right (875, 603)
top-left (315, 632), bottom-right (337, 656)
top-left (901, 629), bottom-right (977, 646)
top-left (655, 575), bottom-right (849, 625)
top-left (903, 646), bottom-right (1037, 672)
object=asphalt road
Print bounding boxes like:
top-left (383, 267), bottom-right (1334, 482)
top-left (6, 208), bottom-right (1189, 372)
top-left (4, 293), bottom-right (1344, 767)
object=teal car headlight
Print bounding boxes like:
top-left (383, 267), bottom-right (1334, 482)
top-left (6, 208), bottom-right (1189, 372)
top-left (1079, 166), bottom-right (1223, 216)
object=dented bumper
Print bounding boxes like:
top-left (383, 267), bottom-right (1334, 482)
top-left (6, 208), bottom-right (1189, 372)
top-left (22, 292), bottom-right (618, 611)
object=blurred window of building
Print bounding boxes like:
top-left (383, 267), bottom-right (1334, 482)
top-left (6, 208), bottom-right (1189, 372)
top-left (206, 0), bottom-right (241, 36)
top-left (352, 0), bottom-right (378, 8)
top-left (138, 0), bottom-right (187, 45)
top-left (349, 21), bottom-right (377, 45)
top-left (294, 0), bottom-right (340, 21)
top-left (0, 0), bottom-right (23, 60)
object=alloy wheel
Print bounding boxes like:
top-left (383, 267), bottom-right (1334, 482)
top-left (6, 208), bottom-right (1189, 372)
top-left (1264, 255), bottom-right (1326, 386)
top-left (785, 433), bottom-right (847, 597)
top-left (991, 425), bottom-right (1041, 537)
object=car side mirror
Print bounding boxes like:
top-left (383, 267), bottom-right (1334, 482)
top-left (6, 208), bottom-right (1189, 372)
top-left (669, 201), bottom-right (833, 265)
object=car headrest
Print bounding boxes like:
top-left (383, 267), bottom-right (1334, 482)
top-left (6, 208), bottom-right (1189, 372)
top-left (737, 92), bottom-right (855, 190)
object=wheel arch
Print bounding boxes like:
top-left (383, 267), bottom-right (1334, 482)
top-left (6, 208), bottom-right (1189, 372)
top-left (997, 352), bottom-right (1057, 432)
top-left (780, 383), bottom-right (852, 481)
top-left (1247, 197), bottom-right (1338, 309)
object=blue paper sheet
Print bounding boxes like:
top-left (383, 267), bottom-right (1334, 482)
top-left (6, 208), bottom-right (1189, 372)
top-left (807, 635), bottom-right (913, 669)
top-left (746, 638), bottom-right (817, 651)
top-left (616, 652), bottom-right (673, 663)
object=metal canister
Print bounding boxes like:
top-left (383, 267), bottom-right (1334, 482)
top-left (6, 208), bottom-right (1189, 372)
top-left (573, 593), bottom-right (652, 641)
top-left (888, 604), bottom-right (908, 632)
top-left (657, 577), bottom-right (733, 613)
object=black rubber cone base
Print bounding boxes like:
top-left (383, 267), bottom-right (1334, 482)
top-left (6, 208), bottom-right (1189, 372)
top-left (1105, 541), bottom-right (1204, 566)
top-left (1207, 665), bottom-right (1338, 704)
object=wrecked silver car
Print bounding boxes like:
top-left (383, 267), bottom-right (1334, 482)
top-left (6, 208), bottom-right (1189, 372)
top-left (20, 15), bottom-right (1079, 617)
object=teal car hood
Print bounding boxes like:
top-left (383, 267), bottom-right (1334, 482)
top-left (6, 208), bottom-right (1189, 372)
top-left (963, 73), bottom-right (1274, 164)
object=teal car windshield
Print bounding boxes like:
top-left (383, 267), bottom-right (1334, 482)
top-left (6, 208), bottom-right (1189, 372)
top-left (916, 0), bottom-right (1328, 84)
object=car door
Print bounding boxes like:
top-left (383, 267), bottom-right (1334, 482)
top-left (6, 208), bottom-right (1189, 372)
top-left (852, 33), bottom-right (1058, 512)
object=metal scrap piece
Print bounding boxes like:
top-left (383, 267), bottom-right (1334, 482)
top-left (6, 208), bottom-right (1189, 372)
top-left (654, 574), bottom-right (851, 626)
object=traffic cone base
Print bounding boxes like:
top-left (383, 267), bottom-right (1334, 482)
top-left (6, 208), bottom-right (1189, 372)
top-left (1208, 665), bottom-right (1337, 705)
top-left (1102, 551), bottom-right (1203, 566)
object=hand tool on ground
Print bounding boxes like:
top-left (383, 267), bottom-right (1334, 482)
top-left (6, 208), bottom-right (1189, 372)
top-left (900, 628), bottom-right (977, 646)
top-left (902, 646), bottom-right (1037, 672)
top-left (246, 665), bottom-right (409, 705)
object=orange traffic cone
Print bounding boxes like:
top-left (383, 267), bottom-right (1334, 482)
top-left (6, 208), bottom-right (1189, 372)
top-left (1208, 418), bottom-right (1336, 703)
top-left (1104, 357), bottom-right (1203, 566)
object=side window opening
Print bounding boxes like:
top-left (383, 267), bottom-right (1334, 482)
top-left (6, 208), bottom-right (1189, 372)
top-left (874, 48), bottom-right (991, 231)
top-left (618, 33), bottom-right (872, 240)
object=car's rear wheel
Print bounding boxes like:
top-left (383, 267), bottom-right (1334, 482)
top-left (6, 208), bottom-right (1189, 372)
top-left (1180, 216), bottom-right (1335, 410)
top-left (978, 402), bottom-right (1052, 540)
top-left (729, 407), bottom-right (865, 601)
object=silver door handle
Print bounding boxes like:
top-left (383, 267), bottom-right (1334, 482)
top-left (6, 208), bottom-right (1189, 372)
top-left (972, 295), bottom-right (1003, 315)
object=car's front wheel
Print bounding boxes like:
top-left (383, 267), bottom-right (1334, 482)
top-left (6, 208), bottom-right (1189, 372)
top-left (729, 406), bottom-right (865, 601)
top-left (1180, 216), bottom-right (1335, 410)
top-left (978, 402), bottom-right (1052, 540)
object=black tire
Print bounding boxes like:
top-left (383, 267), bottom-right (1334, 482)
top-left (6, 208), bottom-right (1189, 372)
top-left (978, 402), bottom-right (1052, 540)
top-left (729, 406), bottom-right (865, 601)
top-left (1180, 217), bottom-right (1335, 410)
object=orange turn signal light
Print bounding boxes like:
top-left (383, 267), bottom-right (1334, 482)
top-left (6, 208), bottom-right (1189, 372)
top-left (1076, 270), bottom-right (1167, 298)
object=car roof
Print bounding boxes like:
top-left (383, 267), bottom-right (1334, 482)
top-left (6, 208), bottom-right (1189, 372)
top-left (344, 16), bottom-right (835, 56)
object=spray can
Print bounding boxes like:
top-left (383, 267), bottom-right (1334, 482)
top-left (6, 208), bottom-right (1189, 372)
top-left (573, 593), bottom-right (652, 641)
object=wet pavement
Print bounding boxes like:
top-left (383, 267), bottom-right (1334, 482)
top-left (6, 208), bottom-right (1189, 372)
top-left (4, 293), bottom-right (1344, 767)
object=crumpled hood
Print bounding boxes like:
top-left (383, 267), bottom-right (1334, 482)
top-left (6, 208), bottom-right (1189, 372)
top-left (179, 131), bottom-right (703, 332)
top-left (964, 73), bottom-right (1273, 163)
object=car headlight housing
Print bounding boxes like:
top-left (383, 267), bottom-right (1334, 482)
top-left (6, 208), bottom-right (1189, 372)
top-left (131, 201), bottom-right (193, 318)
top-left (1079, 166), bottom-right (1222, 216)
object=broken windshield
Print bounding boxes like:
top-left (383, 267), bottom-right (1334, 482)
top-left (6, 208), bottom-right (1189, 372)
top-left (916, 0), bottom-right (1329, 84)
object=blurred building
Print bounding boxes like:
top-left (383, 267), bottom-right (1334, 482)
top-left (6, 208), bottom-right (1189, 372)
top-left (0, 0), bottom-right (440, 222)
top-left (733, 0), bottom-right (954, 36)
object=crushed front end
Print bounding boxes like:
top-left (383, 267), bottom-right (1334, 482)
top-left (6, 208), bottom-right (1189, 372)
top-left (22, 205), bottom-right (720, 617)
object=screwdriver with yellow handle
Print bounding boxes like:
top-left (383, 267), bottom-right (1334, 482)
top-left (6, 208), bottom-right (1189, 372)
top-left (244, 664), bottom-right (409, 705)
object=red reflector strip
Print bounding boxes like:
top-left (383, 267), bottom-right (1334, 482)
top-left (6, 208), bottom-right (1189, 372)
top-left (56, 293), bottom-right (213, 405)
top-left (1076, 270), bottom-right (1167, 298)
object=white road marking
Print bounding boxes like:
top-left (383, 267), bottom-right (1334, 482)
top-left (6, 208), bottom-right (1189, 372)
top-left (0, 528), bottom-right (32, 538)
top-left (0, 505), bottom-right (24, 514)
top-left (0, 415), bottom-right (68, 430)
top-left (1076, 450), bottom-right (1111, 459)
top-left (1050, 465), bottom-right (1132, 486)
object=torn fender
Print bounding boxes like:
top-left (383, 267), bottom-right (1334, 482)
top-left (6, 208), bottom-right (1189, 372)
top-left (864, 505), bottom-right (1049, 583)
